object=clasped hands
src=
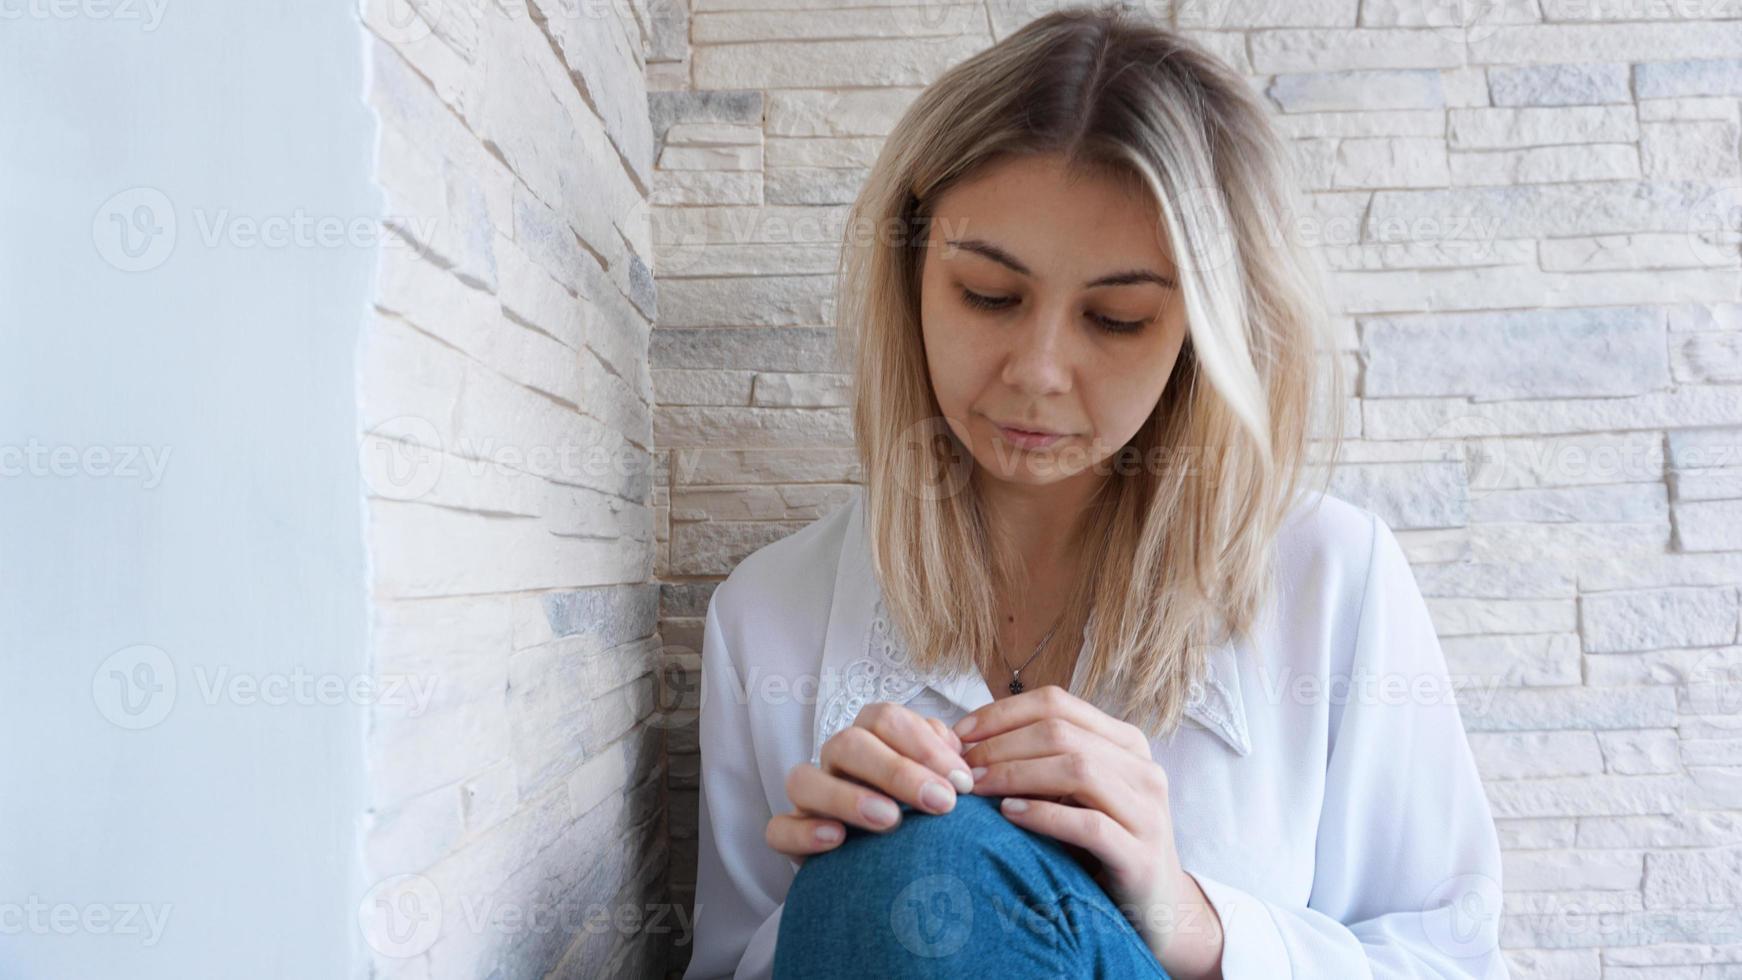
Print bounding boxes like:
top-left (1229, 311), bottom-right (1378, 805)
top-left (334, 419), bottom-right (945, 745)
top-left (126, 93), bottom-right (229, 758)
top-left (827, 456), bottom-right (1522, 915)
top-left (767, 684), bottom-right (1223, 977)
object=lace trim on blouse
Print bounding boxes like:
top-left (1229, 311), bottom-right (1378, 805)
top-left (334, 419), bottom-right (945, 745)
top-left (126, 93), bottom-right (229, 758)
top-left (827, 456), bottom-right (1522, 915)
top-left (811, 595), bottom-right (1250, 763)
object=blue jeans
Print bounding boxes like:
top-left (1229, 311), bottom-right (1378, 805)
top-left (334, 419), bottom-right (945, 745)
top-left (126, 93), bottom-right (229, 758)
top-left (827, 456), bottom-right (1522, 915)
top-left (772, 793), bottom-right (1173, 979)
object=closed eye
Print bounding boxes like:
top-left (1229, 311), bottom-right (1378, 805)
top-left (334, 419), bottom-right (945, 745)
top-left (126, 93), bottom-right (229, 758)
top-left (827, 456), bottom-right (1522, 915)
top-left (958, 287), bottom-right (1148, 335)
top-left (959, 287), bottom-right (1015, 313)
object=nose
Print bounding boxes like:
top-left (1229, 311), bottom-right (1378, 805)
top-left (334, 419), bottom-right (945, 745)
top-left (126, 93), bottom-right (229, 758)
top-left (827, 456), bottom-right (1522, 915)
top-left (998, 306), bottom-right (1073, 396)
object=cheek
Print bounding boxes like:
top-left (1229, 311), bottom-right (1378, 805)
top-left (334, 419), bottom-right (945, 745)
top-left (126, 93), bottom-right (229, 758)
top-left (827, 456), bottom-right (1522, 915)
top-left (920, 315), bottom-right (984, 408)
top-left (1088, 333), bottom-right (1185, 431)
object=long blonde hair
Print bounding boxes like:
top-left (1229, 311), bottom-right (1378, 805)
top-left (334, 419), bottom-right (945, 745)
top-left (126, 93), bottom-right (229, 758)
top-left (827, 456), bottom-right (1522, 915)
top-left (833, 3), bottom-right (1348, 738)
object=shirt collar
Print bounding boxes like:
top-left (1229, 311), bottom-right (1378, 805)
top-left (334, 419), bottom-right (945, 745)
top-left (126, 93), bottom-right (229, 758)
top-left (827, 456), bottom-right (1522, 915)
top-left (811, 490), bottom-right (1252, 763)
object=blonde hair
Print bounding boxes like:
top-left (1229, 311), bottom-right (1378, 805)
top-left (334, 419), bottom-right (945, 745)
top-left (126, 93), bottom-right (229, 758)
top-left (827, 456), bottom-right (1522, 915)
top-left (833, 3), bottom-right (1348, 738)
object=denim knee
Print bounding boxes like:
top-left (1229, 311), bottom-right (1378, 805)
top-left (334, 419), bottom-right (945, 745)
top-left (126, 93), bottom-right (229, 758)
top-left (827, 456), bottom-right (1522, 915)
top-left (774, 793), bottom-right (1171, 979)
top-left (779, 796), bottom-right (1070, 950)
top-left (778, 794), bottom-right (1032, 966)
top-left (791, 792), bottom-right (1026, 891)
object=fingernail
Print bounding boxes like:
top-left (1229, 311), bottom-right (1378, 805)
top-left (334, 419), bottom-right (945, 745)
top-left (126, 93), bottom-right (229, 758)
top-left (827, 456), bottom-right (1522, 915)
top-left (815, 824), bottom-right (843, 843)
top-left (861, 796), bottom-right (900, 827)
top-left (954, 716), bottom-right (977, 738)
top-left (920, 781), bottom-right (955, 812)
top-left (970, 766), bottom-right (987, 781)
top-left (1001, 797), bottom-right (1029, 814)
top-left (948, 769), bottom-right (974, 793)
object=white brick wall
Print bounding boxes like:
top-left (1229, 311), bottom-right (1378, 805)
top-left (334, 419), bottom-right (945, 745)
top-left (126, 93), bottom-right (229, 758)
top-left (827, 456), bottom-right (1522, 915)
top-left (356, 0), bottom-right (667, 976)
top-left (651, 3), bottom-right (1742, 977)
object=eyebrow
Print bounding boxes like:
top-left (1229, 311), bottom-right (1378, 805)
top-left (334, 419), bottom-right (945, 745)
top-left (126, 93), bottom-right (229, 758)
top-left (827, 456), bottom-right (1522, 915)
top-left (942, 238), bottom-right (1177, 289)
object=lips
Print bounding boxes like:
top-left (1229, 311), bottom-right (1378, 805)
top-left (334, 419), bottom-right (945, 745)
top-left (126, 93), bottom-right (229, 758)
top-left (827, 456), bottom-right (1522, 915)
top-left (991, 418), bottom-right (1066, 437)
top-left (989, 417), bottom-right (1071, 450)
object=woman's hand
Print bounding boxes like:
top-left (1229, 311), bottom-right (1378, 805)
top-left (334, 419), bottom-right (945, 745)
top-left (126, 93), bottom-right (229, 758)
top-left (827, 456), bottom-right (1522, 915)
top-left (952, 685), bottom-right (1225, 979)
top-left (765, 701), bottom-right (977, 860)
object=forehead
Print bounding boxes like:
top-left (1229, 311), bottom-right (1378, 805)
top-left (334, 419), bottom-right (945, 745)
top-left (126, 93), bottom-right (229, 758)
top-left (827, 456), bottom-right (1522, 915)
top-left (924, 154), bottom-right (1175, 273)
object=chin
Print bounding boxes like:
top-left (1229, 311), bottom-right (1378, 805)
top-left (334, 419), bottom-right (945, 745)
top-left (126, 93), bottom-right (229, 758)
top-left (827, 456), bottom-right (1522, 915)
top-left (971, 444), bottom-right (1082, 485)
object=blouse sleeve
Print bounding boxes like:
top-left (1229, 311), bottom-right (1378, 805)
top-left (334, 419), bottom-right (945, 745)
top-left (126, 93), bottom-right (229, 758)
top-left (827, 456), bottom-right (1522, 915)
top-left (1186, 511), bottom-right (1510, 979)
top-left (682, 583), bottom-right (792, 980)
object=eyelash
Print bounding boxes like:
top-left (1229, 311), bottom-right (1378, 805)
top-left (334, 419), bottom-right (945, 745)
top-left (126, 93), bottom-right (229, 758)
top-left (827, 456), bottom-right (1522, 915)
top-left (958, 288), bottom-right (1148, 335)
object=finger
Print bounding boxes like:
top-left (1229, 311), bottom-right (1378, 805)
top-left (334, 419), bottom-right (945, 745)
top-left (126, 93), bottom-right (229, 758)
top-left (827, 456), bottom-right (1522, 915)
top-left (926, 715), bottom-right (965, 756)
top-left (765, 811), bottom-right (848, 858)
top-left (821, 725), bottom-right (960, 816)
top-left (996, 796), bottom-right (1140, 877)
top-left (853, 702), bottom-right (975, 794)
top-left (953, 684), bottom-right (1149, 756)
top-left (970, 752), bottom-right (1150, 831)
top-left (962, 716), bottom-right (1116, 769)
top-left (786, 759), bottom-right (906, 831)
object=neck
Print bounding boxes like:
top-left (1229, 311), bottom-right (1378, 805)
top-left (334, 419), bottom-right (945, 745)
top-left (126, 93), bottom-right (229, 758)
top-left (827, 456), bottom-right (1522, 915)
top-left (979, 469), bottom-right (1107, 575)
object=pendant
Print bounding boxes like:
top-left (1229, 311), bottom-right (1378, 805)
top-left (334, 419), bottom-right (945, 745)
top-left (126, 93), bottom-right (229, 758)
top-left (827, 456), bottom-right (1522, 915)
top-left (1008, 676), bottom-right (1024, 695)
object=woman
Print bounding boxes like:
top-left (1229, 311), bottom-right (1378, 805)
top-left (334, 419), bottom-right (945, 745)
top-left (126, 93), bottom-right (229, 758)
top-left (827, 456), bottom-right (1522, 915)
top-left (682, 6), bottom-right (1507, 979)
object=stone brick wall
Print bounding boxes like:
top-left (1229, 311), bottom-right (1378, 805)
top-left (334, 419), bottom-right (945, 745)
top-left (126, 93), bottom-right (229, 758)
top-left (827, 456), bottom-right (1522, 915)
top-left (353, 0), bottom-right (668, 976)
top-left (650, 2), bottom-right (1742, 977)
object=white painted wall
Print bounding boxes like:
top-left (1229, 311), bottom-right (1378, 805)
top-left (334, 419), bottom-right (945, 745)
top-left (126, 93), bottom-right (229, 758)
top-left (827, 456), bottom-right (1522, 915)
top-left (0, 3), bottom-right (377, 978)
top-left (2, 1), bottom-right (668, 978)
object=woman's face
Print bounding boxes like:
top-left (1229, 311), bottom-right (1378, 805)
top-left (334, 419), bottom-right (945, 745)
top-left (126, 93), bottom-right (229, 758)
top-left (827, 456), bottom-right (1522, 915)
top-left (917, 153), bottom-right (1190, 491)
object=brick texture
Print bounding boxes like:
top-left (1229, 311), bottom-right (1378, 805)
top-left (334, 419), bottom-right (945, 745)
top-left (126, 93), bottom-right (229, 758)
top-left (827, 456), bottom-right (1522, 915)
top-left (355, 0), bottom-right (668, 976)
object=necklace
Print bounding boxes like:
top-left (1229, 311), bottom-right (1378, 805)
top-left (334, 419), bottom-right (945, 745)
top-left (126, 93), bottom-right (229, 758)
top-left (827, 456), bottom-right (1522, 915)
top-left (1000, 613), bottom-right (1065, 695)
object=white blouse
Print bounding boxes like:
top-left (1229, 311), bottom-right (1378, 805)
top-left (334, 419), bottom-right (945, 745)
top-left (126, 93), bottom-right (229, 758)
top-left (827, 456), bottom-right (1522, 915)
top-left (682, 486), bottom-right (1510, 979)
